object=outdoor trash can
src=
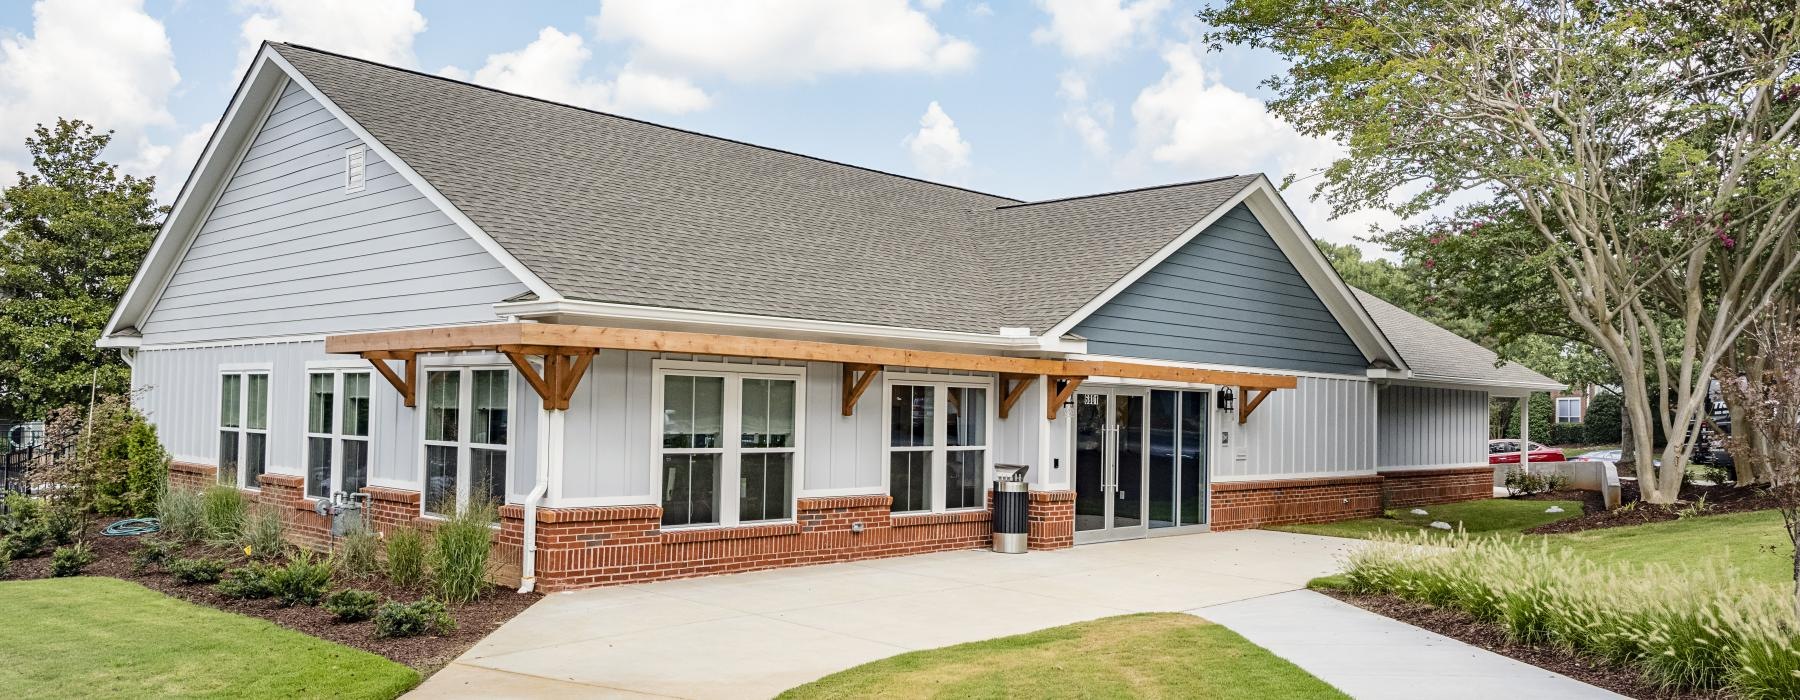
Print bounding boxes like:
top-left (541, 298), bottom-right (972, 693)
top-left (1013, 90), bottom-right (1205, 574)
top-left (992, 464), bottom-right (1030, 553)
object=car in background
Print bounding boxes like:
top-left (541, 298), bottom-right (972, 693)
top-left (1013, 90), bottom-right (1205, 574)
top-left (1487, 439), bottom-right (1567, 464)
top-left (1572, 449), bottom-right (1622, 464)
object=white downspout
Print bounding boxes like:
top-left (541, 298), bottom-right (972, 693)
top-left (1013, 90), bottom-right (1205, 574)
top-left (519, 400), bottom-right (551, 593)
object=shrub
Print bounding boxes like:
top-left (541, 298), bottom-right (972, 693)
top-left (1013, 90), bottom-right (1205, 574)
top-left (0, 524), bottom-right (48, 560)
top-left (1502, 467), bottom-right (1547, 496)
top-left (1343, 533), bottom-right (1800, 698)
top-left (166, 556), bottom-right (228, 584)
top-left (374, 598), bottom-right (456, 638)
top-left (0, 494), bottom-right (49, 558)
top-left (0, 552), bottom-right (8, 577)
top-left (429, 499), bottom-right (496, 604)
top-left (40, 502), bottom-right (86, 547)
top-left (264, 551), bottom-right (333, 607)
top-left (214, 562), bottom-right (278, 599)
top-left (336, 525), bottom-right (382, 579)
top-left (384, 525), bottom-right (426, 589)
top-left (1549, 422), bottom-right (1586, 446)
top-left (1584, 392), bottom-right (1623, 445)
top-left (202, 485), bottom-right (247, 542)
top-left (324, 589), bottom-right (382, 622)
top-left (156, 486), bottom-right (208, 543)
top-left (35, 395), bottom-right (169, 517)
top-left (49, 542), bottom-right (95, 577)
top-left (237, 505), bottom-right (286, 560)
top-left (131, 537), bottom-right (179, 573)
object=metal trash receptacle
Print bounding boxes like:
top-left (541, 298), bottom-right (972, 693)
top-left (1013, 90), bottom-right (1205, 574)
top-left (992, 464), bottom-right (1030, 553)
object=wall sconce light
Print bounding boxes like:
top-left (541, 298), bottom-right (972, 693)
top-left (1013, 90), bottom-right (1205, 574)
top-left (1217, 388), bottom-right (1236, 412)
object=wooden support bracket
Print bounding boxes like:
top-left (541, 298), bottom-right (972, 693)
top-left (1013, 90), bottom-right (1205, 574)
top-left (1238, 386), bottom-right (1274, 425)
top-left (998, 373), bottom-right (1035, 420)
top-left (502, 346), bottom-right (596, 410)
top-left (1047, 376), bottom-right (1084, 421)
top-left (362, 351), bottom-right (417, 408)
top-left (842, 363), bottom-right (880, 416)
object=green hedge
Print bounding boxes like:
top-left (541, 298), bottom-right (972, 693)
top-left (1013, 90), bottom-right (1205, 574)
top-left (1583, 392), bottom-right (1622, 444)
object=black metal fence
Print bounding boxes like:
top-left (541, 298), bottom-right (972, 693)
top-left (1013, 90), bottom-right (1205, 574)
top-left (2, 445), bottom-right (39, 497)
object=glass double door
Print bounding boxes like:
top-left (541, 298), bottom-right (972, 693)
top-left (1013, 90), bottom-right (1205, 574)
top-left (1074, 387), bottom-right (1212, 544)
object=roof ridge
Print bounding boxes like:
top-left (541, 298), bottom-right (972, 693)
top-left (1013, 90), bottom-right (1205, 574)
top-left (272, 42), bottom-right (1024, 204)
top-left (993, 174), bottom-right (1258, 210)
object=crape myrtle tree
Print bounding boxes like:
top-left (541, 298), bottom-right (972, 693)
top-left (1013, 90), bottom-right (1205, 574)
top-left (1200, 0), bottom-right (1800, 503)
top-left (0, 120), bottom-right (162, 420)
top-left (1717, 323), bottom-right (1800, 614)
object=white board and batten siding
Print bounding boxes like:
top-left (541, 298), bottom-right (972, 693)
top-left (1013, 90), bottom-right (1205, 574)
top-left (1217, 375), bottom-right (1378, 481)
top-left (132, 340), bottom-right (539, 495)
top-left (1377, 384), bottom-right (1490, 470)
top-left (136, 81), bottom-right (526, 346)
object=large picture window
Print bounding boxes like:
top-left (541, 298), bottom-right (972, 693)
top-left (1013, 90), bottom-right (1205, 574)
top-left (887, 377), bottom-right (990, 514)
top-left (305, 370), bottom-right (372, 499)
top-left (219, 369), bottom-right (269, 489)
top-left (654, 362), bottom-right (802, 528)
top-left (421, 367), bottom-right (511, 516)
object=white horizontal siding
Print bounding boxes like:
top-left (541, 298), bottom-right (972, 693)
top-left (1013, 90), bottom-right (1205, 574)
top-left (1377, 385), bottom-right (1488, 469)
top-left (137, 81), bottom-right (526, 344)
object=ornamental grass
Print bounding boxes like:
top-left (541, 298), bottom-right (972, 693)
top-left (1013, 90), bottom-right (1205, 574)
top-left (1342, 532), bottom-right (1800, 698)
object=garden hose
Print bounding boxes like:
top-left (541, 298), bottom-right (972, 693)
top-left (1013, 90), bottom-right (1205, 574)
top-left (102, 517), bottom-right (160, 536)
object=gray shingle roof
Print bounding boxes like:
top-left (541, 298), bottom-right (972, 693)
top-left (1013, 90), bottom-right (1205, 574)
top-left (1352, 289), bottom-right (1562, 390)
top-left (273, 43), bottom-right (1257, 335)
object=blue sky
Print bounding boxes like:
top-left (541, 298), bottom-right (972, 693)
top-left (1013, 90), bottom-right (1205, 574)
top-left (0, 0), bottom-right (1400, 252)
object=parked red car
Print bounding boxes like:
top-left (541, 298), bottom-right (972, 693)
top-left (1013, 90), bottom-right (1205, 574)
top-left (1487, 439), bottom-right (1566, 464)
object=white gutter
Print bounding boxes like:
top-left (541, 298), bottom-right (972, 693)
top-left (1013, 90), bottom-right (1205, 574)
top-left (514, 397), bottom-right (547, 590)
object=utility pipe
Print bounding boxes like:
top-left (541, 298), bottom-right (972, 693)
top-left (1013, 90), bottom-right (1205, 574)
top-left (519, 398), bottom-right (552, 593)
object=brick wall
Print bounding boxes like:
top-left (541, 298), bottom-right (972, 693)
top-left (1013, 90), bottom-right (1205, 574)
top-left (1026, 490), bottom-right (1075, 550)
top-left (1209, 475), bottom-right (1384, 530)
top-left (168, 461), bottom-right (217, 491)
top-left (254, 473), bottom-right (332, 550)
top-left (1379, 466), bottom-right (1496, 508)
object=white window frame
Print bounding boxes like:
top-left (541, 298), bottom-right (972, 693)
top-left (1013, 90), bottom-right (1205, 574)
top-left (881, 372), bottom-right (995, 515)
top-left (1555, 396), bottom-right (1582, 424)
top-left (218, 364), bottom-right (272, 490)
top-left (343, 144), bottom-right (366, 193)
top-left (302, 367), bottom-right (374, 500)
top-left (650, 360), bottom-right (806, 529)
top-left (416, 362), bottom-right (515, 517)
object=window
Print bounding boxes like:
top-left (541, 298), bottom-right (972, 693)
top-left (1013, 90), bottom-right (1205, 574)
top-left (305, 370), bottom-right (372, 499)
top-left (1556, 397), bottom-right (1582, 424)
top-left (887, 378), bottom-right (990, 514)
top-left (219, 369), bottom-right (269, 489)
top-left (654, 362), bottom-right (802, 528)
top-left (421, 368), bottom-right (511, 516)
top-left (344, 144), bottom-right (366, 193)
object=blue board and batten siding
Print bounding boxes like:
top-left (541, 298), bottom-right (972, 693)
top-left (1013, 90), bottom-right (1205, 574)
top-left (1071, 204), bottom-right (1369, 375)
top-left (137, 82), bottom-right (526, 345)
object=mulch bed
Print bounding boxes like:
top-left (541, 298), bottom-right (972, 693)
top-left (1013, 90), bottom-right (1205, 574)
top-left (1319, 589), bottom-right (1716, 700)
top-left (1, 523), bottom-right (539, 672)
top-left (1525, 481), bottom-right (1780, 535)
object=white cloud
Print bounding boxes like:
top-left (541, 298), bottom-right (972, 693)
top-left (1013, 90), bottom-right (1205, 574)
top-left (918, 0), bottom-right (947, 10)
top-left (440, 26), bottom-right (709, 116)
top-left (125, 120), bottom-right (216, 203)
top-left (904, 101), bottom-right (971, 182)
top-left (594, 0), bottom-right (976, 83)
top-left (1032, 0), bottom-right (1170, 60)
top-left (235, 0), bottom-right (426, 70)
top-left (0, 0), bottom-right (179, 188)
top-left (1130, 43), bottom-right (1400, 250)
top-left (1058, 71), bottom-right (1113, 157)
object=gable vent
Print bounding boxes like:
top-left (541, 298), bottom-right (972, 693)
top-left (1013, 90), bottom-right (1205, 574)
top-left (344, 144), bottom-right (366, 193)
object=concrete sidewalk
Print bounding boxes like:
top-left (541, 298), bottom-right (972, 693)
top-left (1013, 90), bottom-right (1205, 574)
top-left (1198, 590), bottom-right (1624, 700)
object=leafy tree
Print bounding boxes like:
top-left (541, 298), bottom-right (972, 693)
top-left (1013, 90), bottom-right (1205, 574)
top-left (1717, 323), bottom-right (1800, 615)
top-left (1202, 0), bottom-right (1800, 502)
top-left (0, 119), bottom-right (162, 419)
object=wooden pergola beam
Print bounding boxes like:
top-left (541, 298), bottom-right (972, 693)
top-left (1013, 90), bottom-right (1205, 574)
top-left (1238, 386), bottom-right (1275, 426)
top-left (326, 323), bottom-right (1298, 392)
top-left (841, 363), bottom-right (880, 416)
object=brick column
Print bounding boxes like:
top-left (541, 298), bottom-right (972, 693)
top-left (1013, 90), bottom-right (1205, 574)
top-left (361, 486), bottom-right (423, 534)
top-left (256, 473), bottom-right (333, 549)
top-left (1026, 489), bottom-right (1076, 550)
top-left (168, 461), bottom-right (218, 491)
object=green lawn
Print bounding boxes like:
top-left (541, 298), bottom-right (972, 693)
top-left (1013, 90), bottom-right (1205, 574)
top-left (0, 577), bottom-right (419, 699)
top-left (1269, 498), bottom-right (1584, 540)
top-left (1552, 509), bottom-right (1793, 586)
top-left (779, 613), bottom-right (1347, 700)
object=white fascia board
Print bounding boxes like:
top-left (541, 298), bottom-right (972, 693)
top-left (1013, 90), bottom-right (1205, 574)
top-left (1392, 375), bottom-right (1566, 397)
top-left (1039, 177), bottom-right (1409, 374)
top-left (1067, 352), bottom-right (1369, 382)
top-left (494, 298), bottom-right (1090, 355)
top-left (261, 46), bottom-right (562, 304)
top-left (101, 51), bottom-right (287, 344)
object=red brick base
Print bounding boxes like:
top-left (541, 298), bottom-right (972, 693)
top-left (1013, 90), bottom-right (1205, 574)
top-left (1378, 466), bottom-right (1496, 508)
top-left (1026, 490), bottom-right (1076, 550)
top-left (254, 473), bottom-right (332, 550)
top-left (168, 461), bottom-right (218, 491)
top-left (1209, 475), bottom-right (1384, 530)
